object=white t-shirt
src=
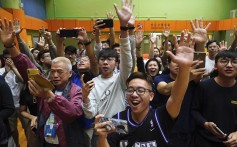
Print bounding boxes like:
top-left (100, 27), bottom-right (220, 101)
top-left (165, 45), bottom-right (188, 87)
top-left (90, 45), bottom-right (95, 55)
top-left (0, 68), bottom-right (23, 107)
top-left (205, 56), bottom-right (215, 74)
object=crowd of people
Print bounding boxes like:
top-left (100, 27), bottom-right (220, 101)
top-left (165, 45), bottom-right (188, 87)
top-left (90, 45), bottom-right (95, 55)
top-left (1, 0), bottom-right (237, 147)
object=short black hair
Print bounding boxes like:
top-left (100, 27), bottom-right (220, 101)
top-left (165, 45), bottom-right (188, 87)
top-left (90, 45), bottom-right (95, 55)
top-left (37, 50), bottom-right (50, 61)
top-left (215, 50), bottom-right (237, 64)
top-left (98, 48), bottom-right (119, 62)
top-left (2, 49), bottom-right (10, 55)
top-left (31, 48), bottom-right (39, 54)
top-left (206, 40), bottom-right (220, 48)
top-left (162, 40), bottom-right (174, 49)
top-left (112, 43), bottom-right (120, 49)
top-left (145, 58), bottom-right (161, 73)
top-left (102, 40), bottom-right (110, 49)
top-left (64, 45), bottom-right (77, 54)
top-left (126, 72), bottom-right (153, 89)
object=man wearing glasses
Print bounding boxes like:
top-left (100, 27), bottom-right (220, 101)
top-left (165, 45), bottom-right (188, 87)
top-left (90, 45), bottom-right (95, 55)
top-left (0, 20), bottom-right (86, 146)
top-left (94, 31), bottom-right (195, 146)
top-left (191, 50), bottom-right (237, 147)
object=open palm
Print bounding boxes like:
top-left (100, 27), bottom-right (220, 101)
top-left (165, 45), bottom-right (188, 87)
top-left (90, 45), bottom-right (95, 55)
top-left (193, 28), bottom-right (208, 44)
top-left (190, 18), bottom-right (210, 44)
top-left (114, 0), bottom-right (133, 26)
top-left (167, 32), bottom-right (194, 68)
top-left (0, 19), bottom-right (15, 47)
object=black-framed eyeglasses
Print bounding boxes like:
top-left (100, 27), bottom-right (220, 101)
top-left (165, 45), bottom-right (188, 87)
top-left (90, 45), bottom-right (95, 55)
top-left (218, 58), bottom-right (237, 66)
top-left (125, 87), bottom-right (153, 95)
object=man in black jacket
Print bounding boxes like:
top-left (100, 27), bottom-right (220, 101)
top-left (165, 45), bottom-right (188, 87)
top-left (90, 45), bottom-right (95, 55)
top-left (0, 75), bottom-right (15, 147)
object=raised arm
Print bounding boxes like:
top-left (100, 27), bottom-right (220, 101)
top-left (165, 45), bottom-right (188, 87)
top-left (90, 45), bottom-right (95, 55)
top-left (14, 19), bottom-right (42, 70)
top-left (45, 31), bottom-right (57, 59)
top-left (0, 19), bottom-right (20, 57)
top-left (128, 9), bottom-right (136, 72)
top-left (219, 40), bottom-right (228, 51)
top-left (230, 25), bottom-right (237, 51)
top-left (149, 33), bottom-right (156, 58)
top-left (166, 31), bottom-right (194, 119)
top-left (77, 28), bottom-right (99, 76)
top-left (106, 10), bottom-right (116, 48)
top-left (5, 58), bottom-right (24, 83)
top-left (93, 20), bottom-right (104, 58)
top-left (135, 30), bottom-right (146, 73)
top-left (114, 0), bottom-right (133, 88)
top-left (0, 19), bottom-right (37, 82)
top-left (97, 0), bottom-right (134, 146)
top-left (56, 28), bottom-right (66, 57)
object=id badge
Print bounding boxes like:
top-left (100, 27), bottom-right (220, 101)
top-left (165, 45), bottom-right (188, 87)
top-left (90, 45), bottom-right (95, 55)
top-left (45, 124), bottom-right (52, 137)
top-left (51, 124), bottom-right (57, 137)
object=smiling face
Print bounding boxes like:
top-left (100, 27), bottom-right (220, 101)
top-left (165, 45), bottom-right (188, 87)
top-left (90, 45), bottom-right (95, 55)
top-left (126, 78), bottom-right (154, 116)
top-left (147, 61), bottom-right (159, 77)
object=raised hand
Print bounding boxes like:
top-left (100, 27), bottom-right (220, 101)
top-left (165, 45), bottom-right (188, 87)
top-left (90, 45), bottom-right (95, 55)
top-left (127, 5), bottom-right (135, 27)
top-left (77, 27), bottom-right (90, 43)
top-left (166, 31), bottom-right (195, 68)
top-left (234, 25), bottom-right (237, 39)
top-left (5, 58), bottom-right (14, 69)
top-left (4, 58), bottom-right (11, 73)
top-left (93, 19), bottom-right (106, 31)
top-left (106, 10), bottom-right (115, 19)
top-left (44, 31), bottom-right (52, 41)
top-left (135, 30), bottom-right (145, 48)
top-left (163, 26), bottom-right (170, 38)
top-left (190, 18), bottom-right (211, 44)
top-left (149, 33), bottom-right (156, 44)
top-left (39, 26), bottom-right (46, 37)
top-left (36, 36), bottom-right (45, 49)
top-left (219, 40), bottom-right (228, 51)
top-left (0, 18), bottom-right (16, 47)
top-left (56, 28), bottom-right (66, 44)
top-left (13, 19), bottom-right (23, 35)
top-left (114, 0), bottom-right (134, 26)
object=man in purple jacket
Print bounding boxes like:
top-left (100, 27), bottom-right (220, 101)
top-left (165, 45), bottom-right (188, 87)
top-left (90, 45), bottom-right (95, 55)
top-left (0, 19), bottom-right (85, 147)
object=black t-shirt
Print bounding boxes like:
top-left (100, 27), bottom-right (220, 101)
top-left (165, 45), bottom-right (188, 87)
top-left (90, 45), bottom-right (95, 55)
top-left (72, 64), bottom-right (78, 73)
top-left (19, 86), bottom-right (37, 116)
top-left (192, 78), bottom-right (237, 144)
top-left (108, 106), bottom-right (174, 147)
